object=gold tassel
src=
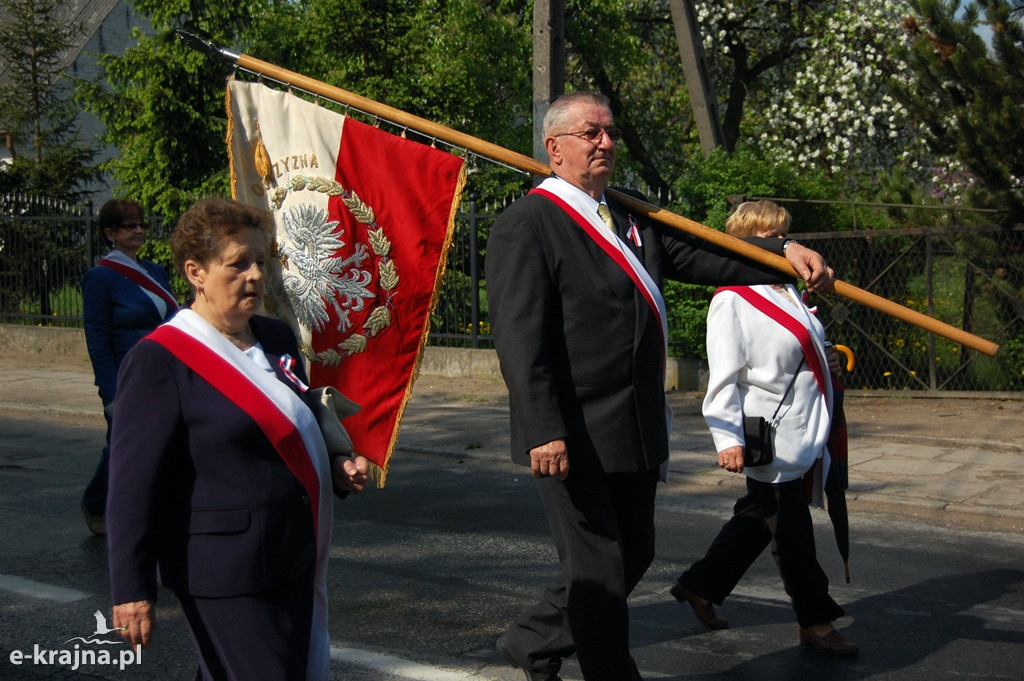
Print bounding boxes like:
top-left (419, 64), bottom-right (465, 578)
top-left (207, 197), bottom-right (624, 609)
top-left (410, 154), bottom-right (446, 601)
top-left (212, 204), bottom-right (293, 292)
top-left (365, 458), bottom-right (384, 486)
top-left (254, 122), bottom-right (274, 188)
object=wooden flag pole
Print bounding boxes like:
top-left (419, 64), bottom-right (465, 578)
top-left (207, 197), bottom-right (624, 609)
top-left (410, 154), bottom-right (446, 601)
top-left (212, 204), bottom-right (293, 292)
top-left (177, 31), bottom-right (1000, 357)
top-left (608, 193), bottom-right (1001, 356)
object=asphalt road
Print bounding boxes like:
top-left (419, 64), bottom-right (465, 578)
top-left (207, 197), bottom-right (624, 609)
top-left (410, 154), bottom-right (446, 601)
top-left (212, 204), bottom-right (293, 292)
top-left (1, 410), bottom-right (1023, 681)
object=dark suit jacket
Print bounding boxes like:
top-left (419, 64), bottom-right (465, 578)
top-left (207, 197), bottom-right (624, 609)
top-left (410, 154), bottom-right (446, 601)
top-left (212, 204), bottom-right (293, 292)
top-left (107, 315), bottom-right (324, 604)
top-left (82, 259), bottom-right (174, 405)
top-left (485, 187), bottom-right (791, 475)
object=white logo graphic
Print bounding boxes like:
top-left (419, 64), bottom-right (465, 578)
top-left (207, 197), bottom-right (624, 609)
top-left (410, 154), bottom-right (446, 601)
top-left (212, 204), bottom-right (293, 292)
top-left (7, 610), bottom-right (142, 672)
top-left (63, 610), bottom-right (124, 644)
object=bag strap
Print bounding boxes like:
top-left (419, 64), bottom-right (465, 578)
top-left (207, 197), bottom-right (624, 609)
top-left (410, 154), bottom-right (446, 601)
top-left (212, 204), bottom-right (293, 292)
top-left (770, 355), bottom-right (805, 425)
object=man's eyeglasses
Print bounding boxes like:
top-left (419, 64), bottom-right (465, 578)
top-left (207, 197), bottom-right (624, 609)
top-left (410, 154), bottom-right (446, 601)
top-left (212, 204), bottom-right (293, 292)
top-left (555, 127), bottom-right (622, 143)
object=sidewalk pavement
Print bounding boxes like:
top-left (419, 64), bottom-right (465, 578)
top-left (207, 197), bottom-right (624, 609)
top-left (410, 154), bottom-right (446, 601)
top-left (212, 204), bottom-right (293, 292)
top-left (2, 354), bottom-right (1022, 534)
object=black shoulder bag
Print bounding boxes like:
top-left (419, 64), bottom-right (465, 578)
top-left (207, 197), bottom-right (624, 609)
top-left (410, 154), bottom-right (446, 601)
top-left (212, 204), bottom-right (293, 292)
top-left (742, 356), bottom-right (805, 467)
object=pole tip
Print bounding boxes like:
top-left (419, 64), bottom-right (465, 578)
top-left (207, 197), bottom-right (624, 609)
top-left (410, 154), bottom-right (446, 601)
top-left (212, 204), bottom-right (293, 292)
top-left (173, 30), bottom-right (240, 63)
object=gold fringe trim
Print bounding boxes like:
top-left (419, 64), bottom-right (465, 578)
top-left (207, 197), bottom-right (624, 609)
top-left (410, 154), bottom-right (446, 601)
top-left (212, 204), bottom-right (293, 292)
top-left (374, 161), bottom-right (467, 488)
top-left (365, 458), bottom-right (384, 486)
top-left (225, 79), bottom-right (239, 199)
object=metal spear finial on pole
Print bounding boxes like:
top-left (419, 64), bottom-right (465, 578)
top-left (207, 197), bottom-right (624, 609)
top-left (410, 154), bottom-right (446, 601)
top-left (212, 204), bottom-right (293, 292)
top-left (175, 30), bottom-right (1000, 357)
top-left (174, 30), bottom-right (240, 63)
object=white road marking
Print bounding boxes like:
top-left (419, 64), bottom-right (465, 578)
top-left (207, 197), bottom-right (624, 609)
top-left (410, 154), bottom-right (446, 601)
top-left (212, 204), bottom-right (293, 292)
top-left (330, 644), bottom-right (483, 681)
top-left (0, 573), bottom-right (90, 603)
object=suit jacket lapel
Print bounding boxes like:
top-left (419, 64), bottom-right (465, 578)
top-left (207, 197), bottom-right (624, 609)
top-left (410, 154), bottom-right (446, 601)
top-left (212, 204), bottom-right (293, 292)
top-left (532, 180), bottom-right (668, 379)
top-left (606, 199), bottom-right (655, 349)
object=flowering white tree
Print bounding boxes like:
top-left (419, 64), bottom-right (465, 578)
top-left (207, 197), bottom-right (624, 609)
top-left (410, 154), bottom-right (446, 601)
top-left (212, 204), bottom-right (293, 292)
top-left (692, 0), bottom-right (941, 192)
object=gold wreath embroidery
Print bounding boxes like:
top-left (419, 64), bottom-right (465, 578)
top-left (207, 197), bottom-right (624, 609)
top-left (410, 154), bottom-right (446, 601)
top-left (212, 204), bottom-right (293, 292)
top-left (269, 174), bottom-right (398, 367)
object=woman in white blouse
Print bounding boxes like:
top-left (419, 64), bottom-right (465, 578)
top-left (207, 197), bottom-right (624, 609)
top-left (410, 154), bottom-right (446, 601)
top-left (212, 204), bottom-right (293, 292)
top-left (669, 201), bottom-right (857, 656)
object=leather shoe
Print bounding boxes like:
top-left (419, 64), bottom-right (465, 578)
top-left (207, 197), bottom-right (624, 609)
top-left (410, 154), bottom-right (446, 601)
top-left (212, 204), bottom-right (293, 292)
top-left (670, 581), bottom-right (728, 630)
top-left (81, 502), bottom-right (106, 536)
top-left (496, 636), bottom-right (561, 681)
top-left (799, 627), bottom-right (859, 656)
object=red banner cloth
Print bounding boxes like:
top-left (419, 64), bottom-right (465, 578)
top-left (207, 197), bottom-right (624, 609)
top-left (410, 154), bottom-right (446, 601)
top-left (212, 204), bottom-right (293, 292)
top-left (227, 81), bottom-right (465, 485)
top-left (311, 119), bottom-right (465, 482)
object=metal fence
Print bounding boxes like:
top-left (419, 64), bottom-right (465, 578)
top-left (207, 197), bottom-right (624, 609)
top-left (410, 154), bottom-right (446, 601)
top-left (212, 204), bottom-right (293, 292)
top-left (799, 224), bottom-right (1024, 392)
top-left (4, 194), bottom-right (1023, 393)
top-left (430, 199), bottom-right (1024, 394)
top-left (0, 195), bottom-right (95, 327)
top-left (429, 197), bottom-right (500, 348)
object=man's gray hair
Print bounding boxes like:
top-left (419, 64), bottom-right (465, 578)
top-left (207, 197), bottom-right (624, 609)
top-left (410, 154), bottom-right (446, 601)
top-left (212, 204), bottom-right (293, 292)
top-left (542, 91), bottom-right (611, 138)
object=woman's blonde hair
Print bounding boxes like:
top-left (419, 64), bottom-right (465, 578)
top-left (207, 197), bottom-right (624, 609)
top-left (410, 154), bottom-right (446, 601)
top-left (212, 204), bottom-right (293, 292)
top-left (725, 200), bottom-right (791, 238)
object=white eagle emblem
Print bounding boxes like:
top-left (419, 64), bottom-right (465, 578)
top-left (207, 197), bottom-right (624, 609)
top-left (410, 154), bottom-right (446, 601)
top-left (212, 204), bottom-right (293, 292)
top-left (278, 203), bottom-right (375, 333)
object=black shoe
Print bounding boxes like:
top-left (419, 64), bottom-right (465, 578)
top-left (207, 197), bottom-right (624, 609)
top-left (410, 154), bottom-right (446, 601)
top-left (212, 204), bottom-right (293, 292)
top-left (81, 502), bottom-right (106, 536)
top-left (495, 636), bottom-right (562, 681)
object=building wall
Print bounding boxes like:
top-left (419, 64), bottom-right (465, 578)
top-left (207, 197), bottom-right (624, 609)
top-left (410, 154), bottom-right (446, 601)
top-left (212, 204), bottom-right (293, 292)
top-left (65, 1), bottom-right (154, 208)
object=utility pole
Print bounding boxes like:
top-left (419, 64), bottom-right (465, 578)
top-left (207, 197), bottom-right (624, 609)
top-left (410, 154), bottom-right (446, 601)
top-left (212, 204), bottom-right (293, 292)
top-left (668, 0), bottom-right (724, 153)
top-left (532, 0), bottom-right (565, 166)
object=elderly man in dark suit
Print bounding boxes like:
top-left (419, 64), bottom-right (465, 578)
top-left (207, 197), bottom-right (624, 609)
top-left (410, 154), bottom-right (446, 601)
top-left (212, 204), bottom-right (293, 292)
top-left (486, 91), bottom-right (834, 681)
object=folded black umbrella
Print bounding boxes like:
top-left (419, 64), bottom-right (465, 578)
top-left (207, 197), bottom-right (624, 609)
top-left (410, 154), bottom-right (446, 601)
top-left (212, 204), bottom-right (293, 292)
top-left (825, 372), bottom-right (851, 583)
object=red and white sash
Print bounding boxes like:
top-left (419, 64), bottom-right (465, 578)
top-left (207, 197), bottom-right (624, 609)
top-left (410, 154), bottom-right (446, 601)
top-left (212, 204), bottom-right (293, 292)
top-left (100, 250), bottom-right (178, 318)
top-left (147, 310), bottom-right (331, 680)
top-left (533, 177), bottom-right (673, 480)
top-left (532, 177), bottom-right (668, 372)
top-left (716, 285), bottom-right (831, 400)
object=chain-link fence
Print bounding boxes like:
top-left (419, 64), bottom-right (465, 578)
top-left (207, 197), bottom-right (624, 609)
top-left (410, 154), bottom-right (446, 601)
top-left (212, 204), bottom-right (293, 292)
top-left (430, 199), bottom-right (1024, 393)
top-left (4, 193), bottom-right (1022, 393)
top-left (800, 224), bottom-right (1024, 392)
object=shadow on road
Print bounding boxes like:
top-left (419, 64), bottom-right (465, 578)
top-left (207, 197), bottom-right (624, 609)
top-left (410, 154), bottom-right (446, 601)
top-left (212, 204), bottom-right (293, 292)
top-left (634, 567), bottom-right (1024, 680)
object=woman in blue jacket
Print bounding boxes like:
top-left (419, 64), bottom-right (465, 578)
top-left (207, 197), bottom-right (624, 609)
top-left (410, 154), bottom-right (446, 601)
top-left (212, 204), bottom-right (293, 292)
top-left (80, 199), bottom-right (177, 535)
